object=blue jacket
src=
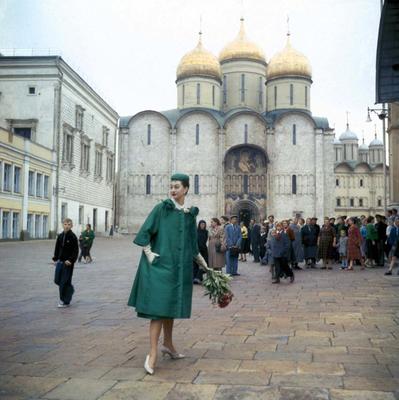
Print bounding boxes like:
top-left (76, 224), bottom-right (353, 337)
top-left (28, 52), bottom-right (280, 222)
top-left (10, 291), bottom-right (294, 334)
top-left (225, 223), bottom-right (242, 248)
top-left (388, 225), bottom-right (399, 247)
top-left (270, 231), bottom-right (290, 258)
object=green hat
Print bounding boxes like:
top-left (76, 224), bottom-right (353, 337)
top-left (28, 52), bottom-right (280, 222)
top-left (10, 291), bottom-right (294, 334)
top-left (171, 173), bottom-right (190, 186)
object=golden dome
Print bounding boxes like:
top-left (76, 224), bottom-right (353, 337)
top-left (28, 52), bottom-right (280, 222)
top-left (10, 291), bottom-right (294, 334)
top-left (176, 34), bottom-right (221, 82)
top-left (267, 35), bottom-right (312, 79)
top-left (219, 18), bottom-right (266, 64)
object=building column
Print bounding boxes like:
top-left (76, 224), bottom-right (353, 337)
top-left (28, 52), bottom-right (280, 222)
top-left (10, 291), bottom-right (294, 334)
top-left (22, 153), bottom-right (30, 233)
top-left (217, 128), bottom-right (225, 215)
top-left (388, 104), bottom-right (399, 207)
top-left (314, 129), bottom-right (324, 219)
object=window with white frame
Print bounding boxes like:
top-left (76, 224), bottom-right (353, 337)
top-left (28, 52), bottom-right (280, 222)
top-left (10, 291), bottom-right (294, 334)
top-left (63, 129), bottom-right (74, 163)
top-left (106, 154), bottom-right (114, 182)
top-left (42, 215), bottom-right (48, 237)
top-left (75, 106), bottom-right (84, 131)
top-left (80, 140), bottom-right (90, 172)
top-left (196, 83), bottom-right (201, 105)
top-left (79, 206), bottom-right (84, 224)
top-left (12, 212), bottom-right (19, 239)
top-left (36, 173), bottom-right (43, 197)
top-left (240, 74), bottom-right (245, 102)
top-left (94, 148), bottom-right (103, 177)
top-left (35, 215), bottom-right (41, 238)
top-left (3, 164), bottom-right (12, 191)
top-left (28, 171), bottom-right (35, 196)
top-left (43, 176), bottom-right (49, 198)
top-left (27, 214), bottom-right (33, 236)
top-left (14, 166), bottom-right (21, 193)
top-left (102, 126), bottom-right (109, 147)
top-left (7, 119), bottom-right (38, 142)
top-left (61, 203), bottom-right (67, 222)
top-left (2, 211), bottom-right (10, 238)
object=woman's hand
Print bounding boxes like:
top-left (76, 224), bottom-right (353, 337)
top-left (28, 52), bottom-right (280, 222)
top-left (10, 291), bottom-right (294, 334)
top-left (195, 253), bottom-right (209, 271)
top-left (143, 245), bottom-right (160, 264)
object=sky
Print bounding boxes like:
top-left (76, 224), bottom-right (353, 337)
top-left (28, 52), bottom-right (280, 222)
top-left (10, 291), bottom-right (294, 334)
top-left (0, 0), bottom-right (383, 144)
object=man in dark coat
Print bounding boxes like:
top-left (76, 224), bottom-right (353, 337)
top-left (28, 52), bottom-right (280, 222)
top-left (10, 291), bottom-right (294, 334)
top-left (52, 218), bottom-right (79, 308)
top-left (301, 218), bottom-right (319, 268)
top-left (375, 215), bottom-right (387, 266)
top-left (250, 219), bottom-right (261, 262)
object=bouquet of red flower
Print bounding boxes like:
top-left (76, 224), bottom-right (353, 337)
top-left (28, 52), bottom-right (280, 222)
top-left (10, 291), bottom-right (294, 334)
top-left (202, 269), bottom-right (234, 308)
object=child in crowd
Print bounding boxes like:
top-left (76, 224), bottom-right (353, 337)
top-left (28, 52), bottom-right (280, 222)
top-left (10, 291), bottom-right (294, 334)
top-left (337, 229), bottom-right (348, 269)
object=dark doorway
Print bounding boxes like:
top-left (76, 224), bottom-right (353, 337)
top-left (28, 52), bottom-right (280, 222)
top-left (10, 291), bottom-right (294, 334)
top-left (239, 208), bottom-right (251, 227)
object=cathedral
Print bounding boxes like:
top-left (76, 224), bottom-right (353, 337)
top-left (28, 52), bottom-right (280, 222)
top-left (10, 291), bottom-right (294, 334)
top-left (117, 19), bottom-right (335, 233)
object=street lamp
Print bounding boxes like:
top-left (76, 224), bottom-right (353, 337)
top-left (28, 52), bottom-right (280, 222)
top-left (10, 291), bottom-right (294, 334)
top-left (366, 106), bottom-right (388, 215)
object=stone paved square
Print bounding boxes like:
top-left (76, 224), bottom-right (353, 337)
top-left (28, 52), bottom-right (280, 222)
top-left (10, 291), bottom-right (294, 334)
top-left (0, 237), bottom-right (399, 399)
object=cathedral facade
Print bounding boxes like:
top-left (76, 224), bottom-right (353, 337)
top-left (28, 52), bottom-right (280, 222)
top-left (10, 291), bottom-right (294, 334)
top-left (117, 19), bottom-right (335, 233)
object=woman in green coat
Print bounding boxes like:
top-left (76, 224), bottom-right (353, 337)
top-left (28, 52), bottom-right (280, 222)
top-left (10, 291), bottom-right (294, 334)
top-left (128, 173), bottom-right (208, 375)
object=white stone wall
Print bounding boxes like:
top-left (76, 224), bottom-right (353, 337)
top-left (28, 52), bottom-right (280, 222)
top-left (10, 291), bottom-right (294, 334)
top-left (175, 113), bottom-right (219, 222)
top-left (177, 77), bottom-right (221, 111)
top-left (221, 60), bottom-right (266, 112)
top-left (0, 66), bottom-right (58, 149)
top-left (268, 113), bottom-right (319, 219)
top-left (334, 164), bottom-right (386, 216)
top-left (266, 77), bottom-right (311, 112)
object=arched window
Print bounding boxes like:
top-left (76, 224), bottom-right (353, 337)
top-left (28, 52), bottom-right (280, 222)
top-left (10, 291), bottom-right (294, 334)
top-left (196, 83), bottom-right (201, 105)
top-left (292, 124), bottom-right (296, 145)
top-left (244, 124), bottom-right (248, 143)
top-left (195, 124), bottom-right (200, 145)
top-left (240, 74), bottom-right (245, 102)
top-left (305, 86), bottom-right (308, 107)
top-left (182, 85), bottom-right (185, 105)
top-left (292, 175), bottom-right (297, 194)
top-left (290, 84), bottom-right (294, 105)
top-left (212, 85), bottom-right (215, 106)
top-left (147, 124), bottom-right (151, 145)
top-left (223, 75), bottom-right (227, 104)
top-left (274, 86), bottom-right (277, 108)
top-left (258, 77), bottom-right (263, 106)
top-left (145, 175), bottom-right (151, 195)
top-left (360, 179), bottom-right (363, 187)
top-left (243, 175), bottom-right (249, 194)
top-left (336, 198), bottom-right (341, 207)
top-left (359, 198), bottom-right (363, 207)
top-left (194, 175), bottom-right (199, 194)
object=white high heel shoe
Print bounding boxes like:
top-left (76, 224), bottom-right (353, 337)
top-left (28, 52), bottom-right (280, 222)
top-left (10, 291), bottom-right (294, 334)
top-left (160, 345), bottom-right (185, 359)
top-left (144, 355), bottom-right (154, 375)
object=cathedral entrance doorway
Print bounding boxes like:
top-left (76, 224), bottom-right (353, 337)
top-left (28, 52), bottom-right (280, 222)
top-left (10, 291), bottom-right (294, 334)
top-left (224, 145), bottom-right (268, 222)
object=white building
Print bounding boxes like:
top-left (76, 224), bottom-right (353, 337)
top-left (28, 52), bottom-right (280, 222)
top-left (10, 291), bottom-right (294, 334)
top-left (0, 56), bottom-right (119, 236)
top-left (117, 20), bottom-right (335, 233)
top-left (334, 125), bottom-right (389, 217)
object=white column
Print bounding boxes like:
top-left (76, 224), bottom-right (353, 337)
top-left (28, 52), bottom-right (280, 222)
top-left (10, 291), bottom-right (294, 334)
top-left (22, 154), bottom-right (30, 231)
top-left (170, 128), bottom-right (177, 174)
top-left (314, 129), bottom-right (324, 219)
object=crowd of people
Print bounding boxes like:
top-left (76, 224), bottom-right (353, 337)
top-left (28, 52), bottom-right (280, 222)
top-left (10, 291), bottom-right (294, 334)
top-left (193, 208), bottom-right (399, 284)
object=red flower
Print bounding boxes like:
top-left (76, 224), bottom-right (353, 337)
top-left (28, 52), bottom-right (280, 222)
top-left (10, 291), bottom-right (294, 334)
top-left (218, 291), bottom-right (234, 308)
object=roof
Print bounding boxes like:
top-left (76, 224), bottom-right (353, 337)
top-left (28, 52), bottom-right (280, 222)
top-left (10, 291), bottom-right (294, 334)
top-left (119, 108), bottom-right (331, 130)
top-left (339, 125), bottom-right (358, 141)
top-left (369, 137), bottom-right (383, 147)
top-left (334, 160), bottom-right (387, 171)
top-left (376, 0), bottom-right (399, 103)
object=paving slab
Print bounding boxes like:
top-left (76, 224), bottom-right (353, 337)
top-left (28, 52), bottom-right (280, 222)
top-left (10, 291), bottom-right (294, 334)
top-left (1, 237), bottom-right (399, 399)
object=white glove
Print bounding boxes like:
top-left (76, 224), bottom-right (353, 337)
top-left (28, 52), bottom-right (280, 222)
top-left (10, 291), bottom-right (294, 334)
top-left (143, 245), bottom-right (159, 264)
top-left (195, 253), bottom-right (209, 271)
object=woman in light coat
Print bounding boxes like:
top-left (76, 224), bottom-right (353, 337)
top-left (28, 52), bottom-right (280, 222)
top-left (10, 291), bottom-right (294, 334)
top-left (208, 218), bottom-right (226, 271)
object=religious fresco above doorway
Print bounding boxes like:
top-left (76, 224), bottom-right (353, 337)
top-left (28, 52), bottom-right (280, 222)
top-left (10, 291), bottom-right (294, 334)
top-left (224, 146), bottom-right (267, 221)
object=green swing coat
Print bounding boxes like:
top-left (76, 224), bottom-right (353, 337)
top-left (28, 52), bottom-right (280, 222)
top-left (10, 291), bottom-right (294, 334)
top-left (128, 199), bottom-right (199, 319)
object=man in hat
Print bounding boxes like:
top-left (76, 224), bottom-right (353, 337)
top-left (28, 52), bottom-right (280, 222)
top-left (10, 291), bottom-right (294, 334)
top-left (225, 215), bottom-right (242, 276)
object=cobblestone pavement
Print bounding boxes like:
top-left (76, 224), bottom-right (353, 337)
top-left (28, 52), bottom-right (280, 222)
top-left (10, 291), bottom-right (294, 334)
top-left (0, 237), bottom-right (399, 400)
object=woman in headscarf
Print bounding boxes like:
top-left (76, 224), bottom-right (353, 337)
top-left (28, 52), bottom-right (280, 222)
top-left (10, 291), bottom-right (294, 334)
top-left (193, 220), bottom-right (208, 284)
top-left (127, 173), bottom-right (208, 375)
top-left (208, 217), bottom-right (226, 271)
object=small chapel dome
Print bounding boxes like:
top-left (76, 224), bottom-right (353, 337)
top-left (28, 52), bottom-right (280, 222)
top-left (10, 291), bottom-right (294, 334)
top-left (333, 137), bottom-right (342, 145)
top-left (176, 33), bottom-right (221, 82)
top-left (267, 35), bottom-right (312, 80)
top-left (219, 18), bottom-right (266, 64)
top-left (369, 134), bottom-right (383, 147)
top-left (339, 124), bottom-right (358, 141)
top-left (359, 139), bottom-right (369, 151)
